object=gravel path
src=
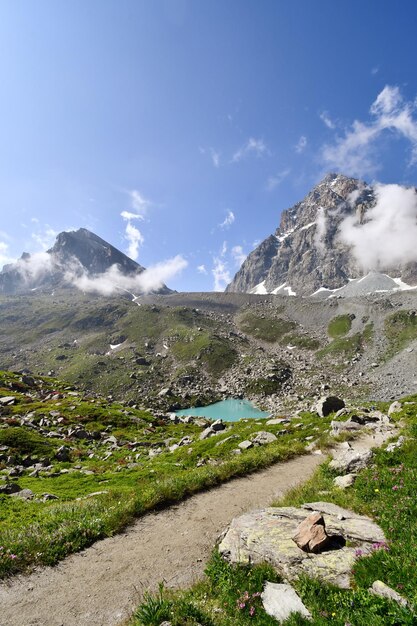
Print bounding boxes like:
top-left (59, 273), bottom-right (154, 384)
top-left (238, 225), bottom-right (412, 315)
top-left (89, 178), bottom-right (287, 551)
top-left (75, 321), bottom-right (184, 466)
top-left (0, 454), bottom-right (322, 626)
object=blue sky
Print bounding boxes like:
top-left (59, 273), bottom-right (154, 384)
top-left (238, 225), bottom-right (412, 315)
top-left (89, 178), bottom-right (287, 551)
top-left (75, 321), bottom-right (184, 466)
top-left (1, 0), bottom-right (417, 291)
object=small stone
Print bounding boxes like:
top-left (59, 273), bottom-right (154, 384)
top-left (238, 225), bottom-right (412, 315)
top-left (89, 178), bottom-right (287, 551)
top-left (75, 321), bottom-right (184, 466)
top-left (266, 418), bottom-right (290, 425)
top-left (369, 580), bottom-right (408, 607)
top-left (334, 474), bottom-right (356, 489)
top-left (261, 582), bottom-right (311, 622)
top-left (252, 431), bottom-right (277, 445)
top-left (238, 440), bottom-right (253, 450)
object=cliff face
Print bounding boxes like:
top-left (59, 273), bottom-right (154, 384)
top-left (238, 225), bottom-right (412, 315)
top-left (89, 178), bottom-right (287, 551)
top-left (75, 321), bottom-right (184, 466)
top-left (0, 228), bottom-right (171, 295)
top-left (227, 173), bottom-right (417, 296)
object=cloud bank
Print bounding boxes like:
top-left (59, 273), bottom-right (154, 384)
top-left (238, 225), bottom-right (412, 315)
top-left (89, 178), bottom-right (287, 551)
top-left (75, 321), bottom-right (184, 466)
top-left (338, 182), bottom-right (417, 270)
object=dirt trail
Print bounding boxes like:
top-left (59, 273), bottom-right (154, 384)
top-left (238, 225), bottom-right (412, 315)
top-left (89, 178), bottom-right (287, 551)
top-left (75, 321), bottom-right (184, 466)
top-left (0, 454), bottom-right (323, 626)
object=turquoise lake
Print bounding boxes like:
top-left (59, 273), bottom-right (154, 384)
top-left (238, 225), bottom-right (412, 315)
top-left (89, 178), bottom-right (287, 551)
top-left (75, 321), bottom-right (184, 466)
top-left (175, 398), bottom-right (270, 422)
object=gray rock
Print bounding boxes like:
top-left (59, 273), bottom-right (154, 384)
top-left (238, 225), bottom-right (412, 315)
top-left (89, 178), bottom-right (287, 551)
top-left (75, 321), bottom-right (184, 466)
top-left (0, 482), bottom-right (22, 494)
top-left (261, 582), bottom-right (311, 621)
top-left (329, 449), bottom-right (373, 474)
top-left (251, 431), bottom-right (277, 445)
top-left (42, 493), bottom-right (59, 501)
top-left (316, 396), bottom-right (345, 417)
top-left (334, 474), bottom-right (356, 489)
top-left (238, 440), bottom-right (253, 450)
top-left (219, 504), bottom-right (385, 588)
top-left (331, 420), bottom-right (362, 435)
top-left (369, 580), bottom-right (408, 607)
top-left (388, 401), bottom-right (402, 416)
top-left (199, 427), bottom-right (216, 440)
top-left (0, 396), bottom-right (15, 405)
top-left (266, 418), bottom-right (290, 425)
top-left (11, 488), bottom-right (34, 500)
top-left (55, 446), bottom-right (71, 462)
top-left (386, 436), bottom-right (405, 452)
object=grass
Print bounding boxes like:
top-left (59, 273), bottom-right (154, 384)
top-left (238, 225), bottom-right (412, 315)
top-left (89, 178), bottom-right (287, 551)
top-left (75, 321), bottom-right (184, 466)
top-left (317, 323), bottom-right (374, 360)
top-left (384, 311), bottom-right (417, 358)
top-left (131, 398), bottom-right (417, 625)
top-left (327, 314), bottom-right (354, 339)
top-left (238, 312), bottom-right (296, 343)
top-left (0, 370), bottom-right (332, 578)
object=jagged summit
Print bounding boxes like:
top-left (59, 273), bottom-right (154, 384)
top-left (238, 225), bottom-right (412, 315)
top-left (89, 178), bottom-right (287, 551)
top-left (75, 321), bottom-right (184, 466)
top-left (226, 173), bottom-right (417, 297)
top-left (0, 228), bottom-right (171, 295)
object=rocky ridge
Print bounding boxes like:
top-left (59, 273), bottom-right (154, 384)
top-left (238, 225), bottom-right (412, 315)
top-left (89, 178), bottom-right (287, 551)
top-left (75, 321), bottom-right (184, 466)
top-left (227, 173), bottom-right (417, 296)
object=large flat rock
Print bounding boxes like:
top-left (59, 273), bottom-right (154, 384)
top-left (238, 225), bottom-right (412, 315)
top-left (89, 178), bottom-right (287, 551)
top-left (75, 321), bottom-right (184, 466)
top-left (219, 505), bottom-right (385, 589)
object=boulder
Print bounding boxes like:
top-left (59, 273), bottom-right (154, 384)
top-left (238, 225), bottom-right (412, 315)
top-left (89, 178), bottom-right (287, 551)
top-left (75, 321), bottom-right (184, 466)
top-left (252, 431), bottom-right (277, 446)
top-left (388, 401), bottom-right (402, 416)
top-left (261, 582), bottom-right (311, 622)
top-left (0, 482), bottom-right (22, 495)
top-left (10, 488), bottom-right (34, 500)
top-left (55, 446), bottom-right (71, 462)
top-left (292, 511), bottom-right (329, 553)
top-left (219, 504), bottom-right (385, 588)
top-left (331, 420), bottom-right (362, 435)
top-left (329, 449), bottom-right (373, 474)
top-left (316, 396), bottom-right (345, 417)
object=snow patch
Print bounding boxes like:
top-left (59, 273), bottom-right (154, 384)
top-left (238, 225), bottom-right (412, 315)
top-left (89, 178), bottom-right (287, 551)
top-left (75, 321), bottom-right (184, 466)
top-left (250, 281), bottom-right (268, 294)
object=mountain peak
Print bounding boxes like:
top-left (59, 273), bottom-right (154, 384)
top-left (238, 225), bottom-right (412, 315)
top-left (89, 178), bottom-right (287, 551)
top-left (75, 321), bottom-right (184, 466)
top-left (0, 228), bottom-right (171, 296)
top-left (227, 174), bottom-right (417, 296)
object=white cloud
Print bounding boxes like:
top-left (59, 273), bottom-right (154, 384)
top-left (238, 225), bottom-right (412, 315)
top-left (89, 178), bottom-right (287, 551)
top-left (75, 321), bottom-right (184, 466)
top-left (322, 85), bottom-right (417, 177)
top-left (70, 256), bottom-right (187, 296)
top-left (124, 221), bottom-right (144, 261)
top-left (120, 210), bottom-right (144, 221)
top-left (197, 264), bottom-right (208, 274)
top-left (295, 135), bottom-right (307, 153)
top-left (231, 245), bottom-right (246, 267)
top-left (314, 207), bottom-right (327, 252)
top-left (0, 242), bottom-right (16, 268)
top-left (121, 192), bottom-right (150, 260)
top-left (319, 111), bottom-right (336, 129)
top-left (210, 148), bottom-right (220, 168)
top-left (266, 168), bottom-right (290, 191)
top-left (232, 137), bottom-right (268, 162)
top-left (212, 257), bottom-right (231, 291)
top-left (219, 210), bottom-right (235, 229)
top-left (31, 226), bottom-right (59, 251)
top-left (338, 182), bottom-right (417, 270)
top-left (129, 190), bottom-right (150, 216)
top-left (200, 147), bottom-right (221, 167)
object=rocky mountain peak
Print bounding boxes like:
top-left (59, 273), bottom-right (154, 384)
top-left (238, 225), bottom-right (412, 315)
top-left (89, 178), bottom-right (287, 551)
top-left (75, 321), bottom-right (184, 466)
top-left (227, 173), bottom-right (416, 296)
top-left (0, 228), bottom-right (171, 295)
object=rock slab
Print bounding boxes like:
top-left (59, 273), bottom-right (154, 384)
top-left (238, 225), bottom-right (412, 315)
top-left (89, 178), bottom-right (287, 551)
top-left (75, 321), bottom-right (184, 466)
top-left (261, 582), bottom-right (311, 622)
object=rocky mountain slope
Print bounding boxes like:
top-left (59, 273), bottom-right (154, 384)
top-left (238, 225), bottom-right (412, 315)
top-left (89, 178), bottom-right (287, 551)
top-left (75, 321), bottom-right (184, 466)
top-left (0, 228), bottom-right (171, 295)
top-left (0, 289), bottom-right (416, 412)
top-left (226, 173), bottom-right (417, 296)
